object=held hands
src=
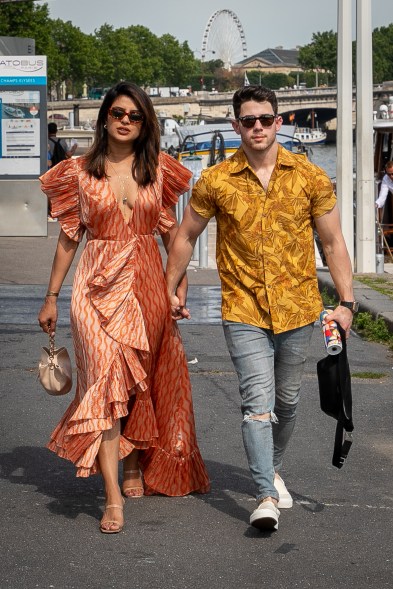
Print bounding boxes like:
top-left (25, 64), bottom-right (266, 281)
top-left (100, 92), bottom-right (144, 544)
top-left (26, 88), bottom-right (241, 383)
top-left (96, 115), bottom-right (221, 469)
top-left (38, 297), bottom-right (58, 336)
top-left (170, 293), bottom-right (191, 321)
top-left (169, 274), bottom-right (191, 321)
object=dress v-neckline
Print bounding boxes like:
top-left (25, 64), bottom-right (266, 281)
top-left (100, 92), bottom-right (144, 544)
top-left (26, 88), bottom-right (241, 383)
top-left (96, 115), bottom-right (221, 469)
top-left (107, 180), bottom-right (138, 225)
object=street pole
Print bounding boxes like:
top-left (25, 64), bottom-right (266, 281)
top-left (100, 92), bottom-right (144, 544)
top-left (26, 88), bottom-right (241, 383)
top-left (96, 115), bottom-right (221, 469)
top-left (355, 0), bottom-right (376, 272)
top-left (336, 0), bottom-right (354, 266)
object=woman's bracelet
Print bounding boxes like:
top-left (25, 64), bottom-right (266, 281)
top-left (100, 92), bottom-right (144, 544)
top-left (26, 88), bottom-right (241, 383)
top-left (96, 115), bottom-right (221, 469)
top-left (46, 291), bottom-right (59, 297)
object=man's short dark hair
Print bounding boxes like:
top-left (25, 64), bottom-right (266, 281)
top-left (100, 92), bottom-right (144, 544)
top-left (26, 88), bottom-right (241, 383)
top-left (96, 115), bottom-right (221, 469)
top-left (48, 122), bottom-right (58, 134)
top-left (233, 85), bottom-right (278, 119)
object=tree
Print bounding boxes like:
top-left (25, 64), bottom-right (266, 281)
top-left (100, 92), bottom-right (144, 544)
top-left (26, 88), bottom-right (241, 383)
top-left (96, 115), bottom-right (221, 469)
top-left (0, 0), bottom-right (52, 55)
top-left (48, 19), bottom-right (101, 98)
top-left (372, 24), bottom-right (393, 84)
top-left (158, 35), bottom-right (198, 87)
top-left (298, 30), bottom-right (338, 85)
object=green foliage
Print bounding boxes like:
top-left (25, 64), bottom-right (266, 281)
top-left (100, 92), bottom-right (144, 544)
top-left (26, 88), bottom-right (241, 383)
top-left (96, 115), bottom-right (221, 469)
top-left (246, 71), bottom-right (290, 89)
top-left (355, 276), bottom-right (393, 301)
top-left (298, 30), bottom-right (338, 84)
top-left (320, 288), bottom-right (393, 351)
top-left (3, 7), bottom-right (393, 93)
top-left (351, 371), bottom-right (387, 379)
top-left (320, 287), bottom-right (337, 308)
top-left (353, 312), bottom-right (392, 343)
top-left (298, 24), bottom-right (393, 85)
top-left (372, 25), bottom-right (393, 84)
top-left (0, 1), bottom-right (50, 37)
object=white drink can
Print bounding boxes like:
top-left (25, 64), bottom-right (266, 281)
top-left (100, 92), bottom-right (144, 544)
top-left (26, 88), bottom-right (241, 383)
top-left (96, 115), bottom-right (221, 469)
top-left (320, 310), bottom-right (343, 355)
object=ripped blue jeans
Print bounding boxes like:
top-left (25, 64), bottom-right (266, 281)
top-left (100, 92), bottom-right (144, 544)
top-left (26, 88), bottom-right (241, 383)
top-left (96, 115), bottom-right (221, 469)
top-left (223, 320), bottom-right (314, 503)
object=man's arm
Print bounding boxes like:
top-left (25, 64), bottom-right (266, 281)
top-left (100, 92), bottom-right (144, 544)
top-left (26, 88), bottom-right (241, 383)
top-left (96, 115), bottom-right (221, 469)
top-left (160, 206), bottom-right (189, 315)
top-left (375, 177), bottom-right (389, 209)
top-left (165, 203), bottom-right (209, 320)
top-left (314, 204), bottom-right (354, 336)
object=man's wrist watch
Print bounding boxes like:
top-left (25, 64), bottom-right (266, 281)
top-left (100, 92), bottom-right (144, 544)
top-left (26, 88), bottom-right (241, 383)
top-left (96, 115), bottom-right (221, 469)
top-left (339, 300), bottom-right (359, 313)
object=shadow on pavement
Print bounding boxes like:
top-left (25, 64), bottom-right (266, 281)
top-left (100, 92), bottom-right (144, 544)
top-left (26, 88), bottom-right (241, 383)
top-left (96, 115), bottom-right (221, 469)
top-left (0, 445), bottom-right (103, 522)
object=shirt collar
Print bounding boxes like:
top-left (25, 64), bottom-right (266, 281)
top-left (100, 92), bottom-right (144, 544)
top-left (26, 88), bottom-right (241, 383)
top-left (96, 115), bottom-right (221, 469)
top-left (228, 144), bottom-right (300, 175)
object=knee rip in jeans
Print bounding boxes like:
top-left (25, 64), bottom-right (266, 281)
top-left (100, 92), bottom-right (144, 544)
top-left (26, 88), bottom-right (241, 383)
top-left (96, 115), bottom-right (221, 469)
top-left (243, 411), bottom-right (278, 424)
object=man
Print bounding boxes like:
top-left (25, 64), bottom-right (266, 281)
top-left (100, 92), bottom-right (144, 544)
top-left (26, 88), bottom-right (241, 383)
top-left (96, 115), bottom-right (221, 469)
top-left (166, 86), bottom-right (357, 531)
top-left (47, 122), bottom-right (77, 165)
top-left (375, 160), bottom-right (393, 211)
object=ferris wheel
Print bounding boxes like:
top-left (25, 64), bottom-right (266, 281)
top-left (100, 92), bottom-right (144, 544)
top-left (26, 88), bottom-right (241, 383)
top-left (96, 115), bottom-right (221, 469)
top-left (201, 9), bottom-right (247, 70)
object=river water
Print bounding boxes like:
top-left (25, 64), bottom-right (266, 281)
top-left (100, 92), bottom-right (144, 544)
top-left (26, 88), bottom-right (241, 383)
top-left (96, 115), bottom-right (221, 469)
top-left (307, 143), bottom-right (337, 180)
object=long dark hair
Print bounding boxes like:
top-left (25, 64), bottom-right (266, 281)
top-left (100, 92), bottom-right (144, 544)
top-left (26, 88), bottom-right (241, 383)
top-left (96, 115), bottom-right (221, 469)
top-left (84, 81), bottom-right (161, 186)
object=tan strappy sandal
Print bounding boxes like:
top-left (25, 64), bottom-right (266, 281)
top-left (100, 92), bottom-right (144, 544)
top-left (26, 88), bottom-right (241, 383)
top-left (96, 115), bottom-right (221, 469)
top-left (100, 501), bottom-right (124, 534)
top-left (122, 469), bottom-right (144, 498)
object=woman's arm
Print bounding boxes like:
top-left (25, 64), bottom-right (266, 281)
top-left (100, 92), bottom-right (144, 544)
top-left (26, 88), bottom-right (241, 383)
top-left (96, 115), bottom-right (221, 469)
top-left (160, 206), bottom-right (190, 320)
top-left (38, 229), bottom-right (79, 334)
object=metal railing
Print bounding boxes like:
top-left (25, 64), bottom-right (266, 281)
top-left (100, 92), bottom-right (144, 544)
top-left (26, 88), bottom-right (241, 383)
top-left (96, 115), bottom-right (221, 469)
top-left (175, 158), bottom-right (209, 267)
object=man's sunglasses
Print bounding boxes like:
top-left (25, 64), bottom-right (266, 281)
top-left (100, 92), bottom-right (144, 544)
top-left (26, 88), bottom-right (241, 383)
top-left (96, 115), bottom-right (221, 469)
top-left (237, 114), bottom-right (277, 128)
top-left (108, 107), bottom-right (144, 124)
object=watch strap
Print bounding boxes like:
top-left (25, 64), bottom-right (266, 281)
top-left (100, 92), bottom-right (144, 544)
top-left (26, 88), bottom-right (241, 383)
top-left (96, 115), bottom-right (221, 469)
top-left (339, 301), bottom-right (359, 313)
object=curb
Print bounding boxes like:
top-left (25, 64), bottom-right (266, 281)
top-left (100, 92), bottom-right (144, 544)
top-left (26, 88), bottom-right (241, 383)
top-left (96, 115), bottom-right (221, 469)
top-left (317, 269), bottom-right (393, 335)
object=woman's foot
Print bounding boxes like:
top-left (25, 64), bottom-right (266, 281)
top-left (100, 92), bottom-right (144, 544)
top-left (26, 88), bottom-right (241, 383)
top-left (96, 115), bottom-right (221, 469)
top-left (100, 496), bottom-right (125, 534)
top-left (122, 469), bottom-right (144, 498)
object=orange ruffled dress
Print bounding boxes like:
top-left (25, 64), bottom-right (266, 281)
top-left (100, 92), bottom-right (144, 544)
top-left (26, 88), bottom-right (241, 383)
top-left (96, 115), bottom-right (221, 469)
top-left (40, 152), bottom-right (210, 496)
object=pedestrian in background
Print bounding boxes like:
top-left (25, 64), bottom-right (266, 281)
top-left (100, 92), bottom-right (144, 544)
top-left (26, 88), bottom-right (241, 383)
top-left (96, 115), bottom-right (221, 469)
top-left (47, 122), bottom-right (77, 166)
top-left (166, 85), bottom-right (356, 531)
top-left (38, 81), bottom-right (210, 534)
top-left (375, 160), bottom-right (393, 212)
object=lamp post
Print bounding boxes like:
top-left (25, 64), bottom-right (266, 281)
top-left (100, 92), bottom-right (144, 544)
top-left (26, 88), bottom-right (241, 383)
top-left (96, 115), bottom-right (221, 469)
top-left (337, 0), bottom-right (354, 266)
top-left (355, 0), bottom-right (375, 272)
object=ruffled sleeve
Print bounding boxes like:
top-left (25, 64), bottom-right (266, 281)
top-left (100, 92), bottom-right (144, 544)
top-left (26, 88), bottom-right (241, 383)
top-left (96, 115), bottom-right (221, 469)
top-left (160, 152), bottom-right (193, 209)
top-left (40, 158), bottom-right (84, 242)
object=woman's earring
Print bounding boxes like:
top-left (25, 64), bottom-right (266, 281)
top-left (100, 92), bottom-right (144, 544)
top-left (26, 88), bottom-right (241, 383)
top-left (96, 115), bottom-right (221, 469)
top-left (104, 124), bottom-right (107, 129)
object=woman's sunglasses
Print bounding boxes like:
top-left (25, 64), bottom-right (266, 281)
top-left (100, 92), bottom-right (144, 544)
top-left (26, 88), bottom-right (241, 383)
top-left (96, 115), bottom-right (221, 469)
top-left (237, 114), bottom-right (277, 129)
top-left (108, 107), bottom-right (144, 124)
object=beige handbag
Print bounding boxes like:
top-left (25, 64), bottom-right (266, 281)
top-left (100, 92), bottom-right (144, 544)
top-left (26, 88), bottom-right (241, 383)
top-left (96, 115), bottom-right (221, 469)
top-left (38, 333), bottom-right (72, 396)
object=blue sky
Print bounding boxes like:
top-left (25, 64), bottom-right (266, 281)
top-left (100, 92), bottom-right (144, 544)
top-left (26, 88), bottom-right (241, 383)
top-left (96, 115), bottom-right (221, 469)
top-left (46, 0), bottom-right (393, 59)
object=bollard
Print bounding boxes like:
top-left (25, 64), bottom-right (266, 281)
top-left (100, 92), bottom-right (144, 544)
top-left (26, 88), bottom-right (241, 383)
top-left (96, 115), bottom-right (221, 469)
top-left (376, 253), bottom-right (384, 274)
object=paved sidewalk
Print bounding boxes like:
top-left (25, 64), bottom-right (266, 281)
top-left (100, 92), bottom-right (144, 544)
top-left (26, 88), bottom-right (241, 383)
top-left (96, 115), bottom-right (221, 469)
top-left (1, 223), bottom-right (393, 589)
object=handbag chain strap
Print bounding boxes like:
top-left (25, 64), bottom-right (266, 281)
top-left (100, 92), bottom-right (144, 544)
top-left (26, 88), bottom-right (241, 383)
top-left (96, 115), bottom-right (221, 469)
top-left (48, 333), bottom-right (56, 368)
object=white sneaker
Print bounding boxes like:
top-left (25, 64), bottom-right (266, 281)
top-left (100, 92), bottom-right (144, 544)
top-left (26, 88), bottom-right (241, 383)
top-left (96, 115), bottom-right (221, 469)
top-left (274, 474), bottom-right (293, 509)
top-left (250, 500), bottom-right (280, 530)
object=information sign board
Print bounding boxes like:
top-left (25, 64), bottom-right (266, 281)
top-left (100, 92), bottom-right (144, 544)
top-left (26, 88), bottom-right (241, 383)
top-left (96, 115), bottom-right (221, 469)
top-left (0, 56), bottom-right (47, 177)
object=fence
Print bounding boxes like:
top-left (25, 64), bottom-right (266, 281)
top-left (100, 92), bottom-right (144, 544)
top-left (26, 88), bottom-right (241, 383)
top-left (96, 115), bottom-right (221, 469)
top-left (176, 157), bottom-right (209, 268)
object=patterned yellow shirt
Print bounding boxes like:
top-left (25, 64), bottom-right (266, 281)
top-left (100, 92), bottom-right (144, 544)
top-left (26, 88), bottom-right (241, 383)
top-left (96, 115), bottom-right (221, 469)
top-left (190, 145), bottom-right (337, 333)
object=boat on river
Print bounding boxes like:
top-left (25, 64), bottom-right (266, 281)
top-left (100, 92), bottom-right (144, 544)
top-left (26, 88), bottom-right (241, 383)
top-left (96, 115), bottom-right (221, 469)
top-left (294, 126), bottom-right (327, 145)
top-left (175, 122), bottom-right (305, 169)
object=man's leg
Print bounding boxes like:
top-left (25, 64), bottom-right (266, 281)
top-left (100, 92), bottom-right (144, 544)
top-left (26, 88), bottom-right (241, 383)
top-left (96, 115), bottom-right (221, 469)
top-left (223, 321), bottom-right (278, 504)
top-left (272, 323), bottom-right (315, 472)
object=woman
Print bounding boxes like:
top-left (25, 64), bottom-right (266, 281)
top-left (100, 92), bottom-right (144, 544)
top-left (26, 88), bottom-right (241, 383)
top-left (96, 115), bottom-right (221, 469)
top-left (38, 81), bottom-right (210, 534)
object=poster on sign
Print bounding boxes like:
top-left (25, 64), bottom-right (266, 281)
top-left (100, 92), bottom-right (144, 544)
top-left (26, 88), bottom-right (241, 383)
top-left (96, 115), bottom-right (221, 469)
top-left (0, 56), bottom-right (47, 176)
